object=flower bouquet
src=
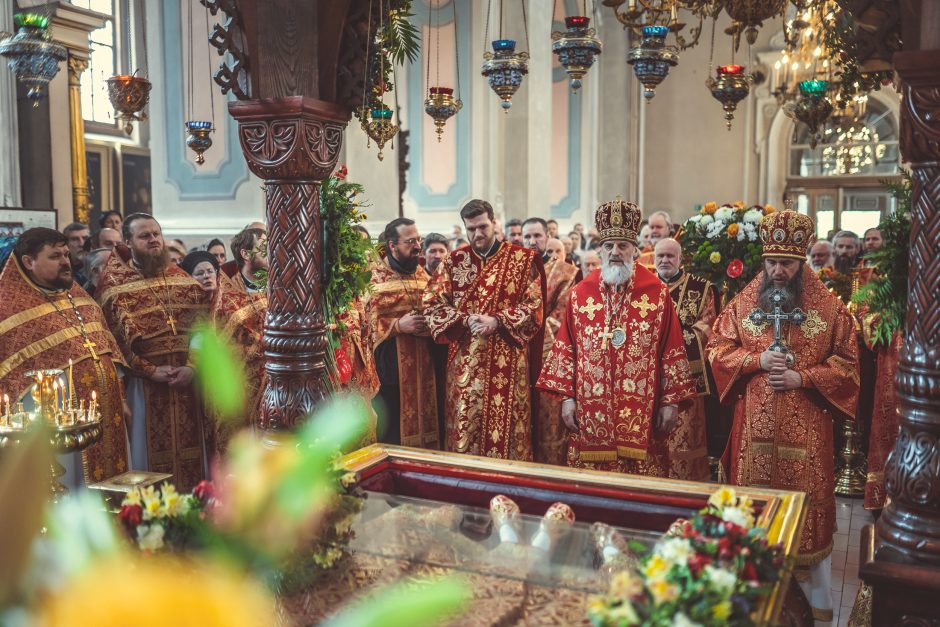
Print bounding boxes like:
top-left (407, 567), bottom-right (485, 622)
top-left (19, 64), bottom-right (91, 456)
top-left (587, 487), bottom-right (785, 627)
top-left (118, 480), bottom-right (216, 553)
top-left (818, 267), bottom-right (852, 304)
top-left (678, 202), bottom-right (776, 303)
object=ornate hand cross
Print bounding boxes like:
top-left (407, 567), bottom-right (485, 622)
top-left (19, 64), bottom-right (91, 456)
top-left (747, 288), bottom-right (807, 366)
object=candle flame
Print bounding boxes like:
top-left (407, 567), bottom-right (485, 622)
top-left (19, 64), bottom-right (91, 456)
top-left (92, 390), bottom-right (97, 400)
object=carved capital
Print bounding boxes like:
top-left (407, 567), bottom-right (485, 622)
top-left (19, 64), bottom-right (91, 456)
top-left (67, 55), bottom-right (88, 85)
top-left (229, 97), bottom-right (349, 180)
top-left (895, 50), bottom-right (940, 166)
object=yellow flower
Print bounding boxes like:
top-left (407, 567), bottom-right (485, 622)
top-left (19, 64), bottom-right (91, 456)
top-left (643, 555), bottom-right (670, 580)
top-left (712, 600), bottom-right (732, 620)
top-left (161, 484), bottom-right (187, 516)
top-left (140, 485), bottom-right (164, 521)
top-left (708, 486), bottom-right (736, 508)
top-left (648, 577), bottom-right (679, 605)
top-left (39, 556), bottom-right (274, 627)
top-left (609, 570), bottom-right (644, 598)
top-left (122, 488), bottom-right (142, 507)
top-left (733, 200), bottom-right (745, 209)
top-left (709, 251), bottom-right (722, 264)
top-left (763, 204), bottom-right (776, 215)
top-left (727, 223), bottom-right (740, 238)
top-left (702, 201), bottom-right (718, 215)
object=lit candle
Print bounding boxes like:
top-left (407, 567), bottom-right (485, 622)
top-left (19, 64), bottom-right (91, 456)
top-left (2, 393), bottom-right (8, 426)
top-left (90, 390), bottom-right (97, 421)
top-left (68, 359), bottom-right (74, 410)
top-left (52, 380), bottom-right (60, 425)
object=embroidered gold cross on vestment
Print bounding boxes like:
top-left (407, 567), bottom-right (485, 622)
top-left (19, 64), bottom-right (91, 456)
top-left (578, 297), bottom-right (604, 321)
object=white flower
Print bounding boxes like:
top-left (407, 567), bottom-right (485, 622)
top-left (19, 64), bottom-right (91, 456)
top-left (704, 565), bottom-right (737, 597)
top-left (743, 209), bottom-right (763, 224)
top-left (737, 228), bottom-right (747, 242)
top-left (672, 612), bottom-right (703, 627)
top-left (136, 524), bottom-right (165, 551)
top-left (722, 505), bottom-right (754, 528)
top-left (715, 206), bottom-right (734, 222)
top-left (698, 215), bottom-right (714, 226)
top-left (688, 215), bottom-right (702, 224)
top-left (658, 537), bottom-right (694, 567)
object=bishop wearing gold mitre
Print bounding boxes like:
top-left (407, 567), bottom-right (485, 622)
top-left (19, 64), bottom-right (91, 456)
top-left (706, 210), bottom-right (859, 623)
top-left (537, 200), bottom-right (696, 476)
top-left (209, 227), bottom-right (268, 454)
top-left (423, 199), bottom-right (546, 461)
top-left (0, 228), bottom-right (129, 485)
top-left (97, 213), bottom-right (210, 490)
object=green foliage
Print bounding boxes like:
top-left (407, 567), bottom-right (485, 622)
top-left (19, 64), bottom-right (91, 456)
top-left (324, 576), bottom-right (469, 627)
top-left (191, 322), bottom-right (247, 422)
top-left (821, 8), bottom-right (894, 106)
top-left (852, 172), bottom-right (912, 348)
top-left (354, 1), bottom-right (421, 122)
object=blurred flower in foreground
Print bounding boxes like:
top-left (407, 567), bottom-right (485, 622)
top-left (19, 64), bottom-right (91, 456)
top-left (38, 557), bottom-right (274, 627)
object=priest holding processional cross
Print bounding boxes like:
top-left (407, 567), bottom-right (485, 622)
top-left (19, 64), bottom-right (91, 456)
top-left (706, 210), bottom-right (860, 623)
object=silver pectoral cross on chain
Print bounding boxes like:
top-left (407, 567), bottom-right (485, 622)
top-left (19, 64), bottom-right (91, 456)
top-left (747, 288), bottom-right (807, 367)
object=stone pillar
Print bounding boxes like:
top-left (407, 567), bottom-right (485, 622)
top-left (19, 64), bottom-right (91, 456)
top-left (228, 97), bottom-right (349, 437)
top-left (0, 0), bottom-right (22, 207)
top-left (67, 54), bottom-right (90, 223)
top-left (876, 47), bottom-right (940, 565)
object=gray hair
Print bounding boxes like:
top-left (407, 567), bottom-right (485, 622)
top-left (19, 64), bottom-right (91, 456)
top-left (647, 210), bottom-right (672, 227)
top-left (833, 230), bottom-right (860, 244)
top-left (84, 247), bottom-right (110, 278)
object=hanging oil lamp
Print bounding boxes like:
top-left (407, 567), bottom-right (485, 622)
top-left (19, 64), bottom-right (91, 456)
top-left (482, 39), bottom-right (529, 111)
top-left (364, 107), bottom-right (399, 161)
top-left (551, 15), bottom-right (602, 93)
top-left (0, 13), bottom-right (67, 106)
top-left (184, 121), bottom-right (213, 165)
top-left (793, 79), bottom-right (833, 149)
top-left (424, 87), bottom-right (462, 142)
top-left (626, 26), bottom-right (678, 102)
top-left (707, 64), bottom-right (750, 129)
top-left (106, 73), bottom-right (152, 134)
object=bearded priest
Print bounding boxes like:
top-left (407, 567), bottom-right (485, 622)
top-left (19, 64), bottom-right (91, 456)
top-left (423, 199), bottom-right (546, 460)
top-left (706, 210), bottom-right (859, 623)
top-left (98, 213), bottom-right (211, 490)
top-left (537, 200), bottom-right (696, 475)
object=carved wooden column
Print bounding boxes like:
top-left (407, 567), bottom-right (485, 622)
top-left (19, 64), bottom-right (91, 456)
top-left (203, 0), bottom-right (373, 435)
top-left (228, 97), bottom-right (349, 434)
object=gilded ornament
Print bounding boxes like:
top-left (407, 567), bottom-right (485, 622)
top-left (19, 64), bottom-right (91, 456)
top-left (799, 308), bottom-right (828, 340)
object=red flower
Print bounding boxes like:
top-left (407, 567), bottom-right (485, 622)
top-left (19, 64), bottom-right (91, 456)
top-left (335, 165), bottom-right (348, 180)
top-left (193, 480), bottom-right (215, 504)
top-left (119, 503), bottom-right (143, 529)
top-left (688, 553), bottom-right (711, 576)
top-left (333, 342), bottom-right (353, 386)
top-left (743, 561), bottom-right (760, 581)
top-left (726, 258), bottom-right (744, 278)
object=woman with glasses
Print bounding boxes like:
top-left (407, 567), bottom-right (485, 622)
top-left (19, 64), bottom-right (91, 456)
top-left (181, 251), bottom-right (220, 295)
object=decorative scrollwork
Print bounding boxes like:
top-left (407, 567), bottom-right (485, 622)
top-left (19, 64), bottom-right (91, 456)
top-left (237, 116), bottom-right (344, 181)
top-left (200, 0), bottom-right (250, 100)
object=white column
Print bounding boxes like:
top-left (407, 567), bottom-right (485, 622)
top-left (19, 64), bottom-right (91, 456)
top-left (525, 0), bottom-right (551, 218)
top-left (0, 0), bottom-right (22, 207)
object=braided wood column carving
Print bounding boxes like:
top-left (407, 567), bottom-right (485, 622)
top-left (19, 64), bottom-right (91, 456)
top-left (229, 97), bottom-right (349, 435)
top-left (877, 49), bottom-right (940, 564)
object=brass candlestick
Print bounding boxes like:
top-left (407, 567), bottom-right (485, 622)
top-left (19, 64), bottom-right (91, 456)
top-left (835, 418), bottom-right (866, 497)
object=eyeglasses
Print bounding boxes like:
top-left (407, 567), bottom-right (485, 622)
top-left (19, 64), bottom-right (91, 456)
top-left (193, 268), bottom-right (217, 279)
top-left (394, 237), bottom-right (423, 246)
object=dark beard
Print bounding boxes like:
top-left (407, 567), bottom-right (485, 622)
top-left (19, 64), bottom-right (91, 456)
top-left (135, 248), bottom-right (171, 278)
top-left (758, 269), bottom-right (803, 312)
top-left (834, 254), bottom-right (856, 274)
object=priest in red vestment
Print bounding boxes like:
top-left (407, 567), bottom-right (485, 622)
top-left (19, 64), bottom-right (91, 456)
top-left (537, 200), bottom-right (696, 476)
top-left (422, 199), bottom-right (546, 460)
top-left (860, 316), bottom-right (901, 511)
top-left (0, 228), bottom-right (129, 485)
top-left (98, 214), bottom-right (211, 491)
top-left (706, 210), bottom-right (859, 623)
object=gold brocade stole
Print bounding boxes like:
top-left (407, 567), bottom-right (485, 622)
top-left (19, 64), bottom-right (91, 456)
top-left (669, 273), bottom-right (711, 395)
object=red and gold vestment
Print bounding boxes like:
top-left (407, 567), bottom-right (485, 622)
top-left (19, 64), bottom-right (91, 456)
top-left (707, 267), bottom-right (859, 564)
top-left (860, 319), bottom-right (900, 510)
top-left (664, 271), bottom-right (717, 481)
top-left (0, 257), bottom-right (129, 483)
top-left (636, 245), bottom-right (655, 270)
top-left (368, 258), bottom-right (438, 448)
top-left (537, 265), bottom-right (696, 475)
top-left (210, 271), bottom-right (267, 453)
top-left (423, 242), bottom-right (545, 460)
top-left (535, 257), bottom-right (578, 465)
top-left (98, 247), bottom-right (210, 490)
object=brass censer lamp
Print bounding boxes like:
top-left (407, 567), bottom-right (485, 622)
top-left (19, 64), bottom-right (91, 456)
top-left (106, 73), bottom-right (152, 135)
top-left (0, 13), bottom-right (67, 106)
top-left (364, 107), bottom-right (399, 161)
top-left (424, 87), bottom-right (462, 142)
top-left (0, 365), bottom-right (103, 500)
top-left (552, 15), bottom-right (602, 93)
top-left (185, 120), bottom-right (214, 165)
top-left (708, 64), bottom-right (750, 129)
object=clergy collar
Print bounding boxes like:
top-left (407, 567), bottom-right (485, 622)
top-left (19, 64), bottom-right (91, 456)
top-left (472, 239), bottom-right (501, 260)
top-left (541, 250), bottom-right (553, 264)
top-left (387, 249), bottom-right (419, 275)
top-left (659, 268), bottom-right (684, 284)
top-left (241, 271), bottom-right (263, 292)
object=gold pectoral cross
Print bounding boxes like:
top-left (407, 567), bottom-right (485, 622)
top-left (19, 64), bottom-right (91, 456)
top-left (167, 315), bottom-right (178, 336)
top-left (599, 325), bottom-right (614, 349)
top-left (82, 338), bottom-right (99, 362)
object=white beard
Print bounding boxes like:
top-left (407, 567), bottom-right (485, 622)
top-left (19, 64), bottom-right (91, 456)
top-left (601, 257), bottom-right (635, 286)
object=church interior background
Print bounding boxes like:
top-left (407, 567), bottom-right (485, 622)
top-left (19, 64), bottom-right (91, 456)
top-left (2, 0), bottom-right (938, 625)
